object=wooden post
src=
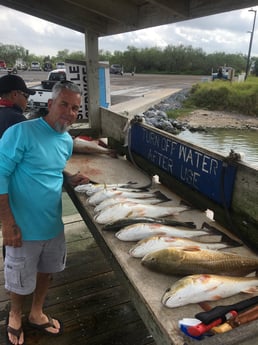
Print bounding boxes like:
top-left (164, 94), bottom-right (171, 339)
top-left (85, 30), bottom-right (101, 130)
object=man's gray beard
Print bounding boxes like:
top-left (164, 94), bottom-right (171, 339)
top-left (54, 122), bottom-right (70, 133)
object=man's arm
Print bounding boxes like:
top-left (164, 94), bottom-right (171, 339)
top-left (0, 194), bottom-right (22, 247)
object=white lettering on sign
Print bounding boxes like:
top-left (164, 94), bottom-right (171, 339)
top-left (66, 62), bottom-right (88, 120)
top-left (147, 149), bottom-right (173, 173)
top-left (180, 166), bottom-right (200, 188)
top-left (140, 127), bottom-right (220, 189)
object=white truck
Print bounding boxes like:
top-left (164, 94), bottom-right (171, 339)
top-left (212, 66), bottom-right (234, 81)
top-left (27, 68), bottom-right (66, 116)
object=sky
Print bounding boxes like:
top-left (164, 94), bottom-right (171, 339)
top-left (1, 5), bottom-right (258, 57)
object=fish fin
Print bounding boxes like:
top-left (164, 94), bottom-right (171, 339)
top-left (182, 247), bottom-right (201, 252)
top-left (201, 222), bottom-right (243, 246)
top-left (179, 199), bottom-right (192, 207)
top-left (153, 191), bottom-right (171, 202)
top-left (211, 295), bottom-right (223, 300)
top-left (182, 246), bottom-right (201, 251)
top-left (164, 237), bottom-right (176, 242)
top-left (245, 272), bottom-right (256, 277)
top-left (242, 287), bottom-right (258, 294)
top-left (157, 231), bottom-right (169, 236)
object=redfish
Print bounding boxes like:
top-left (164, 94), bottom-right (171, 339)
top-left (94, 203), bottom-right (189, 224)
top-left (141, 247), bottom-right (258, 276)
top-left (115, 223), bottom-right (210, 242)
top-left (162, 274), bottom-right (258, 308)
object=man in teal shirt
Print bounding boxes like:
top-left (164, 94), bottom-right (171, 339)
top-left (0, 81), bottom-right (89, 345)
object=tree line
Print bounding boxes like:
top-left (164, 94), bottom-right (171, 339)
top-left (1, 42), bottom-right (257, 76)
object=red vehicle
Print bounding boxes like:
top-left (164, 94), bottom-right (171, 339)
top-left (0, 60), bottom-right (7, 69)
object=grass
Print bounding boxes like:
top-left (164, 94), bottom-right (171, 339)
top-left (167, 76), bottom-right (258, 119)
top-left (166, 106), bottom-right (197, 119)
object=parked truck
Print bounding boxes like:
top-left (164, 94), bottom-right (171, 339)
top-left (27, 68), bottom-right (67, 116)
top-left (212, 66), bottom-right (235, 81)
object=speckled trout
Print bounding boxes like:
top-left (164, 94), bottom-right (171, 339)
top-left (94, 196), bottom-right (169, 213)
top-left (88, 189), bottom-right (167, 206)
top-left (162, 274), bottom-right (258, 308)
top-left (141, 247), bottom-right (258, 276)
top-left (94, 203), bottom-right (189, 224)
top-left (129, 235), bottom-right (231, 258)
top-left (74, 182), bottom-right (142, 196)
top-left (115, 223), bottom-right (210, 242)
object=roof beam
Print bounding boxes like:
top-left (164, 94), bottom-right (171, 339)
top-left (148, 0), bottom-right (189, 18)
top-left (65, 0), bottom-right (139, 26)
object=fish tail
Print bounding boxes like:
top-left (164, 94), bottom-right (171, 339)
top-left (153, 191), bottom-right (171, 202)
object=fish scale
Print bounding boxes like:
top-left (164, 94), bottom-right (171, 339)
top-left (141, 247), bottom-right (258, 276)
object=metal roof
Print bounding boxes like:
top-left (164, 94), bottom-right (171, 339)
top-left (1, 0), bottom-right (258, 36)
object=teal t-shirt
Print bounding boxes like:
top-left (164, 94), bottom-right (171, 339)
top-left (0, 117), bottom-right (73, 240)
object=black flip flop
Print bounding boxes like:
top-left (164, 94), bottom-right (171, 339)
top-left (5, 316), bottom-right (25, 345)
top-left (28, 315), bottom-right (63, 336)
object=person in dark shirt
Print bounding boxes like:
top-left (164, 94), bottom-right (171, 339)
top-left (0, 74), bottom-right (36, 138)
top-left (0, 75), bottom-right (36, 263)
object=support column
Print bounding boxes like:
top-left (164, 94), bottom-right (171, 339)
top-left (85, 30), bottom-right (100, 130)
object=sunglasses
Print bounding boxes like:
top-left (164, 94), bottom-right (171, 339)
top-left (17, 91), bottom-right (30, 99)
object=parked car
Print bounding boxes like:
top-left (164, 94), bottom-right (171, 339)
top-left (0, 60), bottom-right (7, 69)
top-left (17, 63), bottom-right (27, 70)
top-left (110, 64), bottom-right (123, 75)
top-left (30, 61), bottom-right (41, 71)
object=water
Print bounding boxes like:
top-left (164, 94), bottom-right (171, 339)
top-left (178, 128), bottom-right (258, 169)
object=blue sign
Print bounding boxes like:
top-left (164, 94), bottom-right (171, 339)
top-left (130, 124), bottom-right (237, 207)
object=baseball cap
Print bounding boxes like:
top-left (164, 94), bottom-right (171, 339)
top-left (0, 74), bottom-right (36, 95)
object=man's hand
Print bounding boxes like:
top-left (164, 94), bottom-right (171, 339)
top-left (65, 171), bottom-right (90, 187)
top-left (2, 222), bottom-right (22, 247)
top-left (0, 193), bottom-right (22, 247)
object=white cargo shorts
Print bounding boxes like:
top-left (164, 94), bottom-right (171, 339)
top-left (4, 231), bottom-right (66, 295)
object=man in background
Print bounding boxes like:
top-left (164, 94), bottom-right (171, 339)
top-left (0, 74), bottom-right (36, 138)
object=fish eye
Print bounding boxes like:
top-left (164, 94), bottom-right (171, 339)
top-left (165, 287), bottom-right (171, 293)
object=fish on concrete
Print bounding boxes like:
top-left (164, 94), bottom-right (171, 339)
top-left (74, 182), bottom-right (140, 195)
top-left (129, 235), bottom-right (232, 258)
top-left (88, 189), bottom-right (167, 206)
top-left (115, 223), bottom-right (211, 242)
top-left (141, 247), bottom-right (258, 276)
top-left (102, 217), bottom-right (196, 231)
top-left (73, 137), bottom-right (116, 156)
top-left (161, 274), bottom-right (258, 308)
top-left (94, 195), bottom-right (169, 213)
top-left (94, 203), bottom-right (189, 224)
